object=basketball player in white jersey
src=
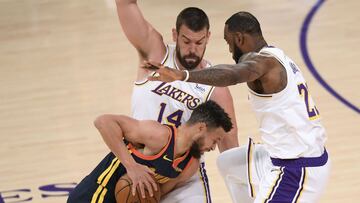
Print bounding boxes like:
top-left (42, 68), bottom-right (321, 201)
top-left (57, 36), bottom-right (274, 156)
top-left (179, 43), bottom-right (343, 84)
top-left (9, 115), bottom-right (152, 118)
top-left (143, 11), bottom-right (330, 203)
top-left (114, 1), bottom-right (239, 202)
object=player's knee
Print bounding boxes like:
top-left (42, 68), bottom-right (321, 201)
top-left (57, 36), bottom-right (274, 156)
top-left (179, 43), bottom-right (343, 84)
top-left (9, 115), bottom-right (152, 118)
top-left (217, 146), bottom-right (249, 178)
top-left (217, 147), bottom-right (241, 174)
top-left (216, 150), bottom-right (231, 174)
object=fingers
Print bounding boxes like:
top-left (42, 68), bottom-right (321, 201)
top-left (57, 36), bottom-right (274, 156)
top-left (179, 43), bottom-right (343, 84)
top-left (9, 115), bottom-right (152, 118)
top-left (138, 181), bottom-right (146, 198)
top-left (150, 177), bottom-right (158, 192)
top-left (141, 60), bottom-right (161, 71)
top-left (131, 180), bottom-right (147, 198)
top-left (145, 169), bottom-right (157, 192)
top-left (143, 179), bottom-right (153, 197)
top-left (131, 182), bottom-right (137, 196)
top-left (137, 177), bottom-right (155, 198)
top-left (142, 170), bottom-right (157, 197)
top-left (147, 68), bottom-right (169, 81)
top-left (129, 167), bottom-right (157, 198)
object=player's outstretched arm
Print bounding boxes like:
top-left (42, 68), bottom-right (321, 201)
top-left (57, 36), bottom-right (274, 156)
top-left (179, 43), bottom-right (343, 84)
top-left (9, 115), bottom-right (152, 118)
top-left (142, 53), bottom-right (276, 86)
top-left (94, 115), bottom-right (168, 198)
top-left (115, 0), bottom-right (166, 62)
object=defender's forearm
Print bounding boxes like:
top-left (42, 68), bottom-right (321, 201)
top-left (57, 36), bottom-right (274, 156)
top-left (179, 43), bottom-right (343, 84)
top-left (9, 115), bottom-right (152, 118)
top-left (187, 62), bottom-right (259, 86)
top-left (187, 65), bottom-right (239, 87)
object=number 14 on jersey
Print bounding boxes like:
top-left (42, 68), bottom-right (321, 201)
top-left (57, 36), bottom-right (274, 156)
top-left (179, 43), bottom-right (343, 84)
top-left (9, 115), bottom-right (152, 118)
top-left (157, 103), bottom-right (184, 127)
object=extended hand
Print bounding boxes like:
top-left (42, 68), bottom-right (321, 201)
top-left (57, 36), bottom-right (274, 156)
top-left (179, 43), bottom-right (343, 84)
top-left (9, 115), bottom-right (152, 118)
top-left (126, 162), bottom-right (158, 198)
top-left (141, 60), bottom-right (185, 82)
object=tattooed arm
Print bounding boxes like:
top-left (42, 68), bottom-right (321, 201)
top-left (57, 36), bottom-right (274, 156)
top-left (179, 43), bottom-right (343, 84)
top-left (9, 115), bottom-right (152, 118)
top-left (143, 52), bottom-right (277, 87)
top-left (186, 52), bottom-right (275, 86)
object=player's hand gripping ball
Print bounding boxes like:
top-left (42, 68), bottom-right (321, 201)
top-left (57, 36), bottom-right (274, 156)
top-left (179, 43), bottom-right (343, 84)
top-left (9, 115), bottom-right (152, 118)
top-left (115, 174), bottom-right (161, 203)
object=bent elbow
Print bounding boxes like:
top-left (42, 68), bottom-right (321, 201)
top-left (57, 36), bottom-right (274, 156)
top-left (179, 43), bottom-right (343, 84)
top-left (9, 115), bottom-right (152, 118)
top-left (94, 115), bottom-right (110, 129)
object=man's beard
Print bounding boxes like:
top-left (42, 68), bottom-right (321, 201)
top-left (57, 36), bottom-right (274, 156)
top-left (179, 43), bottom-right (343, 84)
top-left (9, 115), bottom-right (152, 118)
top-left (233, 44), bottom-right (244, 63)
top-left (189, 141), bottom-right (201, 159)
top-left (176, 45), bottom-right (204, 70)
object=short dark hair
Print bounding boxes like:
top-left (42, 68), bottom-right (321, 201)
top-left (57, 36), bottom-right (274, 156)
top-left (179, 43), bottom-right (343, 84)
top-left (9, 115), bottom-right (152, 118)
top-left (187, 101), bottom-right (233, 132)
top-left (176, 7), bottom-right (210, 32)
top-left (225, 11), bottom-right (262, 36)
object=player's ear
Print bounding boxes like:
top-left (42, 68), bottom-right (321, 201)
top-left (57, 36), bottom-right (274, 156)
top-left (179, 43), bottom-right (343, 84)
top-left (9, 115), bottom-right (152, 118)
top-left (206, 31), bottom-right (211, 44)
top-left (197, 122), bottom-right (207, 134)
top-left (172, 28), bottom-right (178, 42)
top-left (191, 122), bottom-right (207, 141)
top-left (234, 32), bottom-right (244, 47)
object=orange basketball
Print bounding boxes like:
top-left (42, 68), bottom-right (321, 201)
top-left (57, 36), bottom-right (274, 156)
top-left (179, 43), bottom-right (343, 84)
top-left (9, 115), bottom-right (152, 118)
top-left (115, 174), bottom-right (161, 203)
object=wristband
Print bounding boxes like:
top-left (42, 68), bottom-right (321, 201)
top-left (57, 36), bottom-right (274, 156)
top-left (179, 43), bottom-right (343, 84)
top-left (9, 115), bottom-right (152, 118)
top-left (183, 70), bottom-right (190, 82)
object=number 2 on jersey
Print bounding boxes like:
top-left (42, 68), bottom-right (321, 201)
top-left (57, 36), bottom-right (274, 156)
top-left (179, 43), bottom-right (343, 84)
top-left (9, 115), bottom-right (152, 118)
top-left (297, 83), bottom-right (320, 120)
top-left (157, 103), bottom-right (184, 127)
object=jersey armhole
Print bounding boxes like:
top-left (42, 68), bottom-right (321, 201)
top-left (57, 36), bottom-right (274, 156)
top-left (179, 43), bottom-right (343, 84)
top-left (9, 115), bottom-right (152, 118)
top-left (205, 86), bottom-right (216, 101)
top-left (134, 44), bottom-right (169, 86)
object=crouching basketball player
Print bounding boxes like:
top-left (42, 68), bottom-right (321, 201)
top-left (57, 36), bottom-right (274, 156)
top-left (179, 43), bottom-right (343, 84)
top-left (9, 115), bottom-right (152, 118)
top-left (67, 101), bottom-right (232, 203)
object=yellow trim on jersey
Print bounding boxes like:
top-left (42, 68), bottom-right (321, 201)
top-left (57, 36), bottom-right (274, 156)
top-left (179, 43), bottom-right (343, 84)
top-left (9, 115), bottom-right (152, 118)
top-left (247, 139), bottom-right (256, 197)
top-left (91, 157), bottom-right (121, 203)
top-left (309, 114), bottom-right (321, 120)
top-left (248, 88), bottom-right (273, 98)
top-left (297, 82), bottom-right (321, 120)
top-left (91, 185), bottom-right (104, 203)
top-left (98, 187), bottom-right (108, 203)
top-left (172, 48), bottom-right (180, 70)
top-left (205, 86), bottom-right (215, 101)
top-left (96, 157), bottom-right (118, 184)
top-left (134, 79), bottom-right (150, 86)
top-left (161, 44), bottom-right (170, 65)
top-left (101, 160), bottom-right (121, 186)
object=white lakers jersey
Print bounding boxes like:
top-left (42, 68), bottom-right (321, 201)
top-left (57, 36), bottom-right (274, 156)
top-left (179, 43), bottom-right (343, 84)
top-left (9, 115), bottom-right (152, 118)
top-left (131, 44), bottom-right (215, 128)
top-left (248, 46), bottom-right (327, 159)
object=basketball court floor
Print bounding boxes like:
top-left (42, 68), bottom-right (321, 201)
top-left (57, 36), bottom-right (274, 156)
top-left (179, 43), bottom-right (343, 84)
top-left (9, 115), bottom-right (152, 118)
top-left (1, 0), bottom-right (359, 202)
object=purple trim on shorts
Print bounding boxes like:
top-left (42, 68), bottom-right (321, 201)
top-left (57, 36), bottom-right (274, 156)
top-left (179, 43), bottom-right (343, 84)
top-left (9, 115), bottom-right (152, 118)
top-left (267, 168), bottom-right (305, 203)
top-left (200, 162), bottom-right (212, 203)
top-left (271, 149), bottom-right (328, 167)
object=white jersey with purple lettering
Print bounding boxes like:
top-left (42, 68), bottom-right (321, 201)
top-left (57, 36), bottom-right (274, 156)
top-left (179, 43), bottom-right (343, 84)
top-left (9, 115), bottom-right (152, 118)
top-left (131, 44), bottom-right (214, 203)
top-left (246, 46), bottom-right (330, 203)
top-left (248, 46), bottom-right (327, 159)
top-left (132, 44), bottom-right (214, 128)
top-left (217, 47), bottom-right (330, 203)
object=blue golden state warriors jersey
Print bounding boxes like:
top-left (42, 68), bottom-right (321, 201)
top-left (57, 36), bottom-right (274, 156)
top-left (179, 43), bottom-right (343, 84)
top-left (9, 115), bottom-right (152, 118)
top-left (67, 125), bottom-right (194, 203)
top-left (129, 125), bottom-right (194, 183)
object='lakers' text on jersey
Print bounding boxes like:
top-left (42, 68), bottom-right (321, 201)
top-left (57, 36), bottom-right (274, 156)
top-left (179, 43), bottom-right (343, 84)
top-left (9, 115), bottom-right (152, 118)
top-left (151, 82), bottom-right (201, 110)
top-left (132, 44), bottom-right (215, 127)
